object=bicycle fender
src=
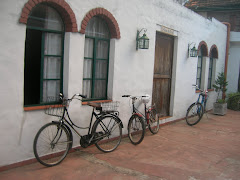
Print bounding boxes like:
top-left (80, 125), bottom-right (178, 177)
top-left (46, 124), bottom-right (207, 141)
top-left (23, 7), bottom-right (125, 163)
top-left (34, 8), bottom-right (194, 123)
top-left (51, 121), bottom-right (73, 147)
top-left (187, 103), bottom-right (197, 111)
top-left (98, 114), bottom-right (124, 128)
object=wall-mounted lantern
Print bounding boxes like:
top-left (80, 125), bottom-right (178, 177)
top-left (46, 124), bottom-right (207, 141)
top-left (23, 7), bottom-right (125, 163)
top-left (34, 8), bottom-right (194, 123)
top-left (136, 28), bottom-right (149, 50)
top-left (188, 43), bottom-right (198, 57)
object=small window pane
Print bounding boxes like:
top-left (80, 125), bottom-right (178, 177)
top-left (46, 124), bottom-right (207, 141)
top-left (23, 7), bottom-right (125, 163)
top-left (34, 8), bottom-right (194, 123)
top-left (83, 80), bottom-right (92, 98)
top-left (44, 33), bottom-right (62, 55)
top-left (209, 59), bottom-right (213, 68)
top-left (42, 80), bottom-right (60, 102)
top-left (95, 60), bottom-right (107, 78)
top-left (196, 79), bottom-right (200, 87)
top-left (208, 80), bottom-right (211, 89)
top-left (43, 57), bottom-right (61, 79)
top-left (198, 49), bottom-right (202, 56)
top-left (96, 40), bottom-right (109, 59)
top-left (84, 38), bottom-right (94, 58)
top-left (27, 4), bottom-right (63, 31)
top-left (197, 57), bottom-right (202, 67)
top-left (85, 17), bottom-right (110, 38)
top-left (197, 68), bottom-right (201, 78)
top-left (83, 59), bottom-right (93, 78)
top-left (94, 80), bottom-right (106, 98)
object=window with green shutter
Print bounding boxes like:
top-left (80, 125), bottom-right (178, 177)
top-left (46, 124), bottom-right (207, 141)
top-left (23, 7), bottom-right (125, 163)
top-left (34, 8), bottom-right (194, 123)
top-left (208, 57), bottom-right (214, 89)
top-left (24, 4), bottom-right (64, 106)
top-left (196, 48), bottom-right (203, 88)
top-left (83, 17), bottom-right (110, 100)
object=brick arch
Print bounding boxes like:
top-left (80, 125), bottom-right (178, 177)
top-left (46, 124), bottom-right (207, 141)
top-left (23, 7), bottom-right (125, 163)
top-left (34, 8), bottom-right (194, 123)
top-left (80, 8), bottom-right (120, 39)
top-left (19, 0), bottom-right (78, 32)
top-left (197, 41), bottom-right (208, 57)
top-left (209, 44), bottom-right (219, 58)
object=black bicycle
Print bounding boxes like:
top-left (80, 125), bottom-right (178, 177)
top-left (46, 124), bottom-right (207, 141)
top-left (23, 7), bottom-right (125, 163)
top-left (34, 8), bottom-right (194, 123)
top-left (186, 85), bottom-right (208, 126)
top-left (33, 93), bottom-right (123, 167)
top-left (122, 95), bottom-right (160, 145)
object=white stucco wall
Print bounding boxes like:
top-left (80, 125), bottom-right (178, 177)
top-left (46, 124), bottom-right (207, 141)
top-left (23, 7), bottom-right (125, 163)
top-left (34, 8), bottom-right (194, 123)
top-left (0, 0), bottom-right (227, 166)
top-left (227, 32), bottom-right (240, 93)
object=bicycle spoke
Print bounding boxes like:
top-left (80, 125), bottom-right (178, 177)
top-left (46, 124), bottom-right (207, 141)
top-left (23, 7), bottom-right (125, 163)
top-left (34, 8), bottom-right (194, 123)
top-left (148, 109), bottom-right (160, 134)
top-left (33, 123), bottom-right (72, 167)
top-left (93, 116), bottom-right (122, 152)
top-left (186, 103), bottom-right (203, 126)
top-left (128, 115), bottom-right (145, 145)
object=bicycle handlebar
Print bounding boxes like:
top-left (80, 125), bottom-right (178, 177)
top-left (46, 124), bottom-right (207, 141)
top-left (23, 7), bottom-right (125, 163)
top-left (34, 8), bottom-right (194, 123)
top-left (122, 95), bottom-right (148, 98)
top-left (192, 85), bottom-right (208, 94)
top-left (60, 93), bottom-right (87, 101)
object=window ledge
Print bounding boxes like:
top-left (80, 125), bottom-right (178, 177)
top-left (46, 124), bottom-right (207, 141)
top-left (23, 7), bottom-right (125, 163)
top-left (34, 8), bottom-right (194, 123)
top-left (24, 104), bottom-right (63, 111)
top-left (196, 89), bottom-right (214, 94)
top-left (82, 100), bottom-right (112, 105)
top-left (24, 105), bottom-right (46, 111)
top-left (24, 100), bottom-right (112, 110)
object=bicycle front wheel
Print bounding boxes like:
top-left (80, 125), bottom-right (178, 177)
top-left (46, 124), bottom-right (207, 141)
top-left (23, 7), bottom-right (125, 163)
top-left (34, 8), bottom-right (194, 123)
top-left (33, 122), bottom-right (72, 167)
top-left (186, 102), bottom-right (204, 126)
top-left (128, 114), bottom-right (145, 145)
top-left (148, 109), bottom-right (160, 134)
top-left (93, 115), bottom-right (122, 153)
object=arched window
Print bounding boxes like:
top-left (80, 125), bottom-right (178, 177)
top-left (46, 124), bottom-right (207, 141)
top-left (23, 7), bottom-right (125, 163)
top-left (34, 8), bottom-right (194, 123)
top-left (196, 48), bottom-right (203, 88)
top-left (208, 46), bottom-right (218, 89)
top-left (196, 42), bottom-right (208, 90)
top-left (83, 16), bottom-right (110, 100)
top-left (24, 4), bottom-right (64, 106)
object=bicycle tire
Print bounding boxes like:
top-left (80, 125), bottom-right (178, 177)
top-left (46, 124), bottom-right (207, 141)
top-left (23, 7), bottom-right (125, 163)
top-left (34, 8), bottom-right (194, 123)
top-left (33, 122), bottom-right (72, 167)
top-left (128, 114), bottom-right (145, 145)
top-left (92, 115), bottom-right (122, 153)
top-left (148, 108), bottom-right (160, 134)
top-left (186, 102), bottom-right (204, 126)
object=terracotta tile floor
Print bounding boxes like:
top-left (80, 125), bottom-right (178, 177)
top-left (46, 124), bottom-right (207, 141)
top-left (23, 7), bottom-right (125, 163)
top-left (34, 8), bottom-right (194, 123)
top-left (0, 110), bottom-right (239, 180)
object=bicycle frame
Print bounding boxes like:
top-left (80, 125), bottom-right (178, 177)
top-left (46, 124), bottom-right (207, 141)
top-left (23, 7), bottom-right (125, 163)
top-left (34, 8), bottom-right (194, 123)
top-left (56, 101), bottom-right (122, 146)
top-left (131, 99), bottom-right (151, 124)
top-left (58, 104), bottom-right (102, 139)
top-left (196, 91), bottom-right (208, 112)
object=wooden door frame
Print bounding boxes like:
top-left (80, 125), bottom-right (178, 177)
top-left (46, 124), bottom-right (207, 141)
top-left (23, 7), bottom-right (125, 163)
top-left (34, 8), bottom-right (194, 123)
top-left (152, 31), bottom-right (178, 117)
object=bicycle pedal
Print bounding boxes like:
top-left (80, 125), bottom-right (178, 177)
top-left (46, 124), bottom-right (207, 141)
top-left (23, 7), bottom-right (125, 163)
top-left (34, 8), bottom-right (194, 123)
top-left (94, 131), bottom-right (104, 137)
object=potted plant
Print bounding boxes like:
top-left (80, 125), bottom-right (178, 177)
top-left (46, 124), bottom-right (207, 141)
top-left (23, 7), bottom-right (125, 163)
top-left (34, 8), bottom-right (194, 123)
top-left (213, 72), bottom-right (228, 115)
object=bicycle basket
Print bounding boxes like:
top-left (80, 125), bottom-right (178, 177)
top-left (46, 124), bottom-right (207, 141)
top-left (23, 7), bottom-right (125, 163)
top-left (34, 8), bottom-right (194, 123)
top-left (44, 97), bottom-right (68, 117)
top-left (101, 101), bottom-right (120, 112)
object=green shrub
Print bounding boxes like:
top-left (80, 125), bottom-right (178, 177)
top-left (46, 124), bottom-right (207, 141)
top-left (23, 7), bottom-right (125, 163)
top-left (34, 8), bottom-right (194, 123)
top-left (217, 99), bottom-right (226, 103)
top-left (227, 92), bottom-right (240, 111)
top-left (213, 72), bottom-right (228, 103)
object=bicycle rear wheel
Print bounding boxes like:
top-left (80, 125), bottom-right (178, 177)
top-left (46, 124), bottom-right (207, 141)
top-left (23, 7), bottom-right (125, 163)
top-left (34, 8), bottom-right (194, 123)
top-left (148, 108), bottom-right (160, 134)
top-left (93, 115), bottom-right (122, 153)
top-left (186, 102), bottom-right (204, 126)
top-left (128, 114), bottom-right (145, 145)
top-left (33, 122), bottom-right (72, 167)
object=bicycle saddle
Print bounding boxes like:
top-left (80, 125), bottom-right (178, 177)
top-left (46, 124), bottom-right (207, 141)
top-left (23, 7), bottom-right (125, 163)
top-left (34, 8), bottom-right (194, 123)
top-left (87, 102), bottom-right (102, 111)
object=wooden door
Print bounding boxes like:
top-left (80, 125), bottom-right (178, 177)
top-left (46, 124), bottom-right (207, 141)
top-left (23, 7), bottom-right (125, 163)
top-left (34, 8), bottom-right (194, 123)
top-left (152, 32), bottom-right (174, 117)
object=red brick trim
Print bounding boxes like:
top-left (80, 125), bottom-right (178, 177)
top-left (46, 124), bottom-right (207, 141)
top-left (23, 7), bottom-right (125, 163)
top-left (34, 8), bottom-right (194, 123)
top-left (197, 41), bottom-right (208, 57)
top-left (80, 8), bottom-right (121, 39)
top-left (19, 0), bottom-right (78, 32)
top-left (196, 90), bottom-right (201, 93)
top-left (0, 147), bottom-right (80, 172)
top-left (207, 89), bottom-right (214, 92)
top-left (209, 44), bottom-right (219, 58)
top-left (82, 100), bottom-right (112, 105)
top-left (24, 104), bottom-right (64, 111)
